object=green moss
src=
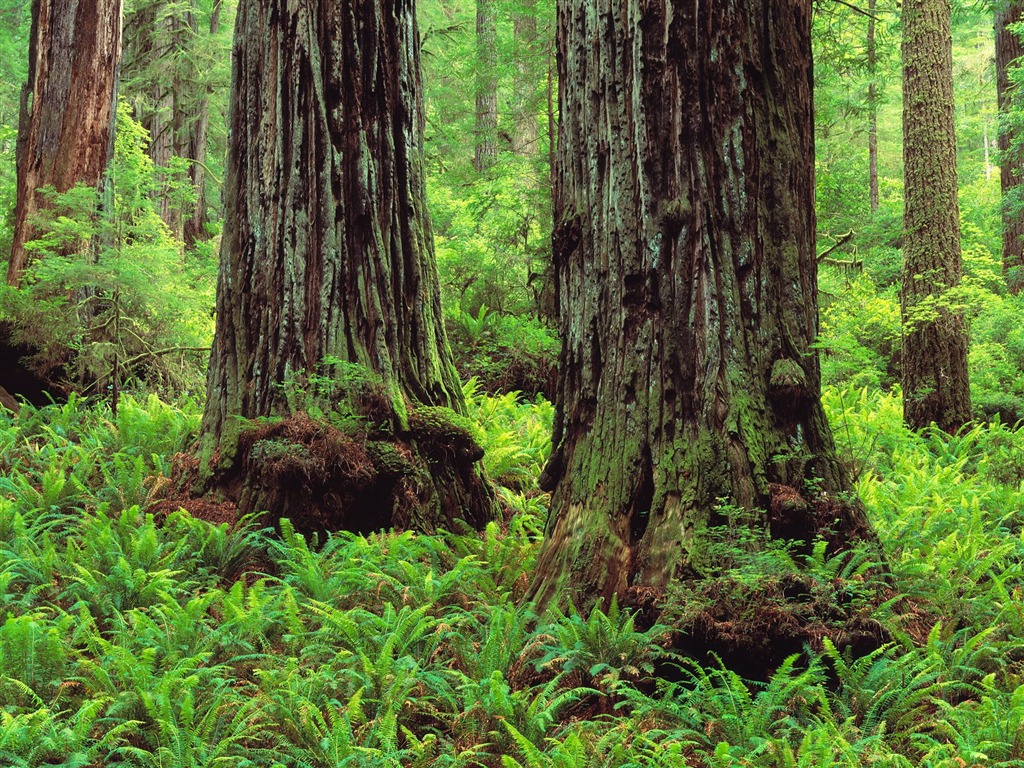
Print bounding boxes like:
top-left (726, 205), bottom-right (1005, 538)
top-left (769, 358), bottom-right (808, 391)
top-left (248, 438), bottom-right (308, 465)
top-left (365, 441), bottom-right (416, 476)
top-left (408, 405), bottom-right (477, 444)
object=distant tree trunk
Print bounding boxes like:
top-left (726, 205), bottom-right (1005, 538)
top-left (182, 0), bottom-right (222, 247)
top-left (200, 0), bottom-right (495, 534)
top-left (547, 39), bottom-right (555, 175)
top-left (512, 0), bottom-right (538, 155)
top-left (901, 0), bottom-right (971, 431)
top-left (996, 1), bottom-right (1024, 292)
top-left (123, 0), bottom-right (193, 240)
top-left (868, 0), bottom-right (879, 212)
top-left (529, 0), bottom-right (877, 613)
top-left (474, 0), bottom-right (498, 171)
top-left (7, 0), bottom-right (123, 287)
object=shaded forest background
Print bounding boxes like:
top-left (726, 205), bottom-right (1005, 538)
top-left (0, 0), bottom-right (1018, 419)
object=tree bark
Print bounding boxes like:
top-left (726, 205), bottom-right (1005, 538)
top-left (868, 0), bottom-right (879, 213)
top-left (7, 0), bottom-right (123, 287)
top-left (474, 0), bottom-right (498, 172)
top-left (182, 0), bottom-right (222, 247)
top-left (529, 0), bottom-right (876, 611)
top-left (996, 1), bottom-right (1024, 292)
top-left (200, 0), bottom-right (495, 534)
top-left (901, 0), bottom-right (971, 431)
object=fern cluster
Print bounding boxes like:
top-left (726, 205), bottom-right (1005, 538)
top-left (2, 391), bottom-right (1024, 765)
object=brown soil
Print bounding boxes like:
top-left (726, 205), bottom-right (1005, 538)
top-left (149, 496), bottom-right (238, 526)
top-left (147, 451), bottom-right (239, 526)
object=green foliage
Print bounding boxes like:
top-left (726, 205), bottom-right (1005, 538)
top-left (1, 373), bottom-right (1024, 765)
top-left (0, 101), bottom-right (215, 396)
top-left (1, 4), bottom-right (1024, 766)
top-left (462, 377), bottom-right (553, 489)
top-left (447, 309), bottom-right (559, 398)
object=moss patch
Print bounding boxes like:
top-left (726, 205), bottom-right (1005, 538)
top-left (407, 405), bottom-right (484, 463)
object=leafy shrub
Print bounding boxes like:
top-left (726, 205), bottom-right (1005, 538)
top-left (818, 276), bottom-right (901, 390)
top-left (0, 101), bottom-right (215, 397)
top-left (1, 382), bottom-right (1024, 766)
top-left (447, 309), bottom-right (558, 398)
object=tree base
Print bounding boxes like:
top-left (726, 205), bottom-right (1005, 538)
top-left (197, 411), bottom-right (496, 537)
top-left (647, 576), bottom-right (890, 682)
top-left (618, 489), bottom-right (891, 681)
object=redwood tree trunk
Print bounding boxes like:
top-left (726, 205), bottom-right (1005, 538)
top-left (200, 0), bottom-right (495, 533)
top-left (529, 0), bottom-right (875, 611)
top-left (7, 0), bottom-right (122, 286)
top-left (474, 0), bottom-right (498, 172)
top-left (996, 1), bottom-right (1024, 292)
top-left (901, 0), bottom-right (971, 431)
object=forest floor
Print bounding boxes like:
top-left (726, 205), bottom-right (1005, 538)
top-left (0, 384), bottom-right (1023, 766)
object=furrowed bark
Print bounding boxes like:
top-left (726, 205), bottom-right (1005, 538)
top-left (200, 0), bottom-right (495, 533)
top-left (996, 1), bottom-right (1024, 291)
top-left (530, 0), bottom-right (876, 611)
top-left (8, 0), bottom-right (122, 286)
top-left (901, 0), bottom-right (971, 431)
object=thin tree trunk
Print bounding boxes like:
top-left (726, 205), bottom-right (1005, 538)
top-left (996, 1), bottom-right (1024, 291)
top-left (901, 0), bottom-right (971, 431)
top-left (124, 0), bottom-right (213, 243)
top-left (547, 39), bottom-right (555, 173)
top-left (183, 0), bottom-right (221, 247)
top-left (200, 0), bottom-right (495, 534)
top-left (529, 0), bottom-right (876, 612)
top-left (868, 0), bottom-right (879, 212)
top-left (513, 0), bottom-right (538, 155)
top-left (7, 0), bottom-right (123, 286)
top-left (474, 0), bottom-right (498, 172)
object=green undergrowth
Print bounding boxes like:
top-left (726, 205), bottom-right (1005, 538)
top-left (1, 388), bottom-right (1024, 766)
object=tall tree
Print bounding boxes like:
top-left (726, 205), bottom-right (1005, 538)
top-left (996, 1), bottom-right (1024, 291)
top-left (901, 0), bottom-right (971, 431)
top-left (474, 0), bottom-right (498, 171)
top-left (200, 0), bottom-right (495, 533)
top-left (529, 0), bottom-right (877, 610)
top-left (122, 0), bottom-right (226, 244)
top-left (182, 0), bottom-right (223, 246)
top-left (7, 0), bottom-right (123, 286)
top-left (868, 0), bottom-right (879, 212)
top-left (512, 0), bottom-right (539, 155)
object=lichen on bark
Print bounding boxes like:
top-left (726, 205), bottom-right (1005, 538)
top-left (900, 0), bottom-right (971, 431)
top-left (529, 0), bottom-right (880, 616)
top-left (198, 0), bottom-right (496, 533)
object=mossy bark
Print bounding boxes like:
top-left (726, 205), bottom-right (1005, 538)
top-left (996, 2), bottom-right (1024, 292)
top-left (199, 0), bottom-right (495, 533)
top-left (7, 0), bottom-right (122, 287)
top-left (529, 0), bottom-right (877, 612)
top-left (901, 0), bottom-right (971, 431)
